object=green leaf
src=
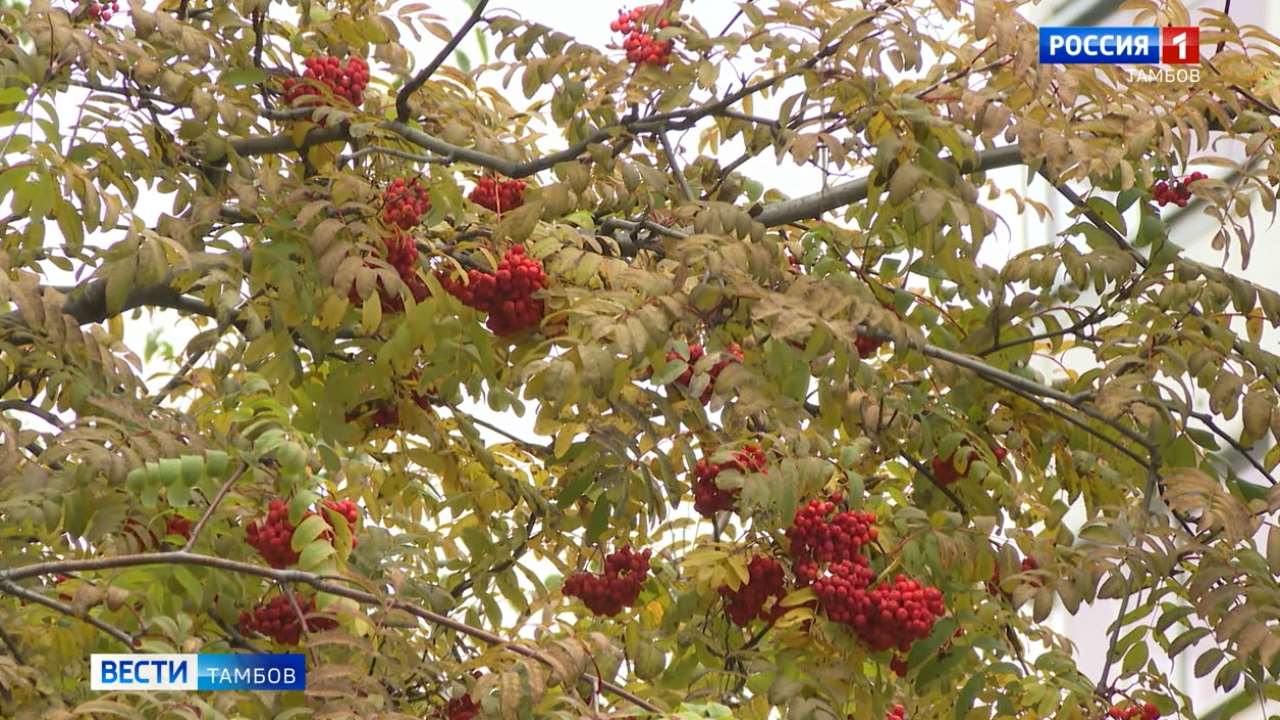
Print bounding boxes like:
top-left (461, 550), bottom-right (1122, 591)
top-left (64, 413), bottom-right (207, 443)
top-left (585, 498), bottom-right (610, 543)
top-left (291, 514), bottom-right (330, 551)
top-left (221, 68), bottom-right (268, 86)
top-left (1166, 626), bottom-right (1210, 657)
top-left (299, 539), bottom-right (336, 570)
top-left (1194, 648), bottom-right (1224, 678)
top-left (1122, 639), bottom-right (1149, 674)
top-left (1269, 525), bottom-right (1280, 575)
top-left (172, 566), bottom-right (204, 606)
top-left (556, 473), bottom-right (594, 509)
top-left (179, 454), bottom-right (206, 484)
top-left (1085, 196), bottom-right (1126, 235)
top-left (953, 670), bottom-right (986, 720)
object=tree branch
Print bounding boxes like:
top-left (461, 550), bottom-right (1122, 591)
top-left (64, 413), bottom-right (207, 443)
top-left (337, 145), bottom-right (451, 169)
top-left (754, 144), bottom-right (1024, 226)
top-left (0, 579), bottom-right (134, 647)
top-left (0, 624), bottom-right (25, 664)
top-left (395, 0), bottom-right (491, 122)
top-left (0, 552), bottom-right (661, 713)
top-left (0, 400), bottom-right (65, 429)
top-left (182, 463), bottom-right (249, 552)
top-left (659, 132), bottom-right (694, 202)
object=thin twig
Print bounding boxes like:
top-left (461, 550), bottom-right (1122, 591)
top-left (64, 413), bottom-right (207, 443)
top-left (659, 132), bottom-right (694, 202)
top-left (0, 625), bottom-right (24, 664)
top-left (1095, 568), bottom-right (1132, 693)
top-left (182, 463), bottom-right (249, 552)
top-left (460, 412), bottom-right (548, 453)
top-left (899, 453), bottom-right (967, 515)
top-left (208, 609), bottom-right (263, 653)
top-left (395, 0), bottom-right (491, 121)
top-left (1184, 408), bottom-right (1277, 486)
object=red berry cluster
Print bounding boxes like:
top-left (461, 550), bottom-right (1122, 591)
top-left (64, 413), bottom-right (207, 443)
top-left (854, 333), bottom-right (884, 358)
top-left (886, 705), bottom-right (906, 720)
top-left (320, 499), bottom-right (360, 536)
top-left (840, 574), bottom-right (946, 652)
top-left (245, 501), bottom-right (303, 567)
top-left (692, 445), bottom-right (766, 517)
top-left (930, 443), bottom-right (1007, 486)
top-left (562, 546), bottom-right (652, 617)
top-left (658, 342), bottom-right (743, 403)
top-left (787, 498), bottom-right (878, 583)
top-left (444, 696), bottom-right (479, 720)
top-left (1152, 172), bottom-right (1206, 207)
top-left (238, 593), bottom-right (336, 645)
top-left (719, 555), bottom-right (787, 626)
top-left (165, 515), bottom-right (193, 540)
top-left (245, 499), bottom-right (361, 568)
top-left (283, 56), bottom-right (369, 107)
top-left (791, 496), bottom-right (947, 653)
top-left (1106, 703), bottom-right (1161, 720)
top-left (122, 515), bottom-right (191, 548)
top-left (349, 231), bottom-right (430, 313)
top-left (611, 6), bottom-right (674, 66)
top-left (438, 245), bottom-right (546, 336)
top-left (381, 177), bottom-right (432, 230)
top-left (468, 177), bottom-right (526, 214)
top-left (85, 0), bottom-right (118, 21)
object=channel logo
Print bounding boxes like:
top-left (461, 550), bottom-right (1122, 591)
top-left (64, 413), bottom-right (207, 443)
top-left (91, 653), bottom-right (306, 692)
top-left (1040, 26), bottom-right (1200, 65)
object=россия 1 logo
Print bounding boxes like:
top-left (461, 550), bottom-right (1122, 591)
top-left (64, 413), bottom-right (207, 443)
top-left (1039, 26), bottom-right (1200, 81)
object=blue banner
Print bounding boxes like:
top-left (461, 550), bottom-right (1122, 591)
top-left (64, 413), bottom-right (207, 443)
top-left (91, 653), bottom-right (306, 692)
top-left (1039, 27), bottom-right (1159, 65)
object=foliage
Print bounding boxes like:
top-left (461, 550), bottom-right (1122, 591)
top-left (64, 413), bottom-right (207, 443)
top-left (1, 0), bottom-right (1280, 718)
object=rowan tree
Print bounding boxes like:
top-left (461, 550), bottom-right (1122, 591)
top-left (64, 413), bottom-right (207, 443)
top-left (1, 0), bottom-right (1280, 718)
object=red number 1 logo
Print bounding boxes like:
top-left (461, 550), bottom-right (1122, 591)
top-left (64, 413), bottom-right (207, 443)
top-left (1161, 26), bottom-right (1200, 64)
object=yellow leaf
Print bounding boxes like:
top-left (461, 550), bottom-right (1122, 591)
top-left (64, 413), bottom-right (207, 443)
top-left (318, 293), bottom-right (349, 330)
top-left (774, 606), bottom-right (815, 628)
top-left (360, 294), bottom-right (382, 334)
top-left (726, 554), bottom-right (750, 589)
top-left (780, 587), bottom-right (817, 607)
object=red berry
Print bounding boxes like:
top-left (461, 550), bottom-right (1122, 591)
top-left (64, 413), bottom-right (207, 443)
top-left (787, 498), bottom-right (878, 582)
top-left (238, 593), bottom-right (336, 645)
top-left (438, 245), bottom-right (546, 336)
top-left (719, 555), bottom-right (787, 626)
top-left (284, 54), bottom-right (369, 108)
top-left (563, 546), bottom-right (652, 617)
top-left (468, 177), bottom-right (526, 214)
top-left (164, 515), bottom-right (193, 540)
top-left (444, 695), bottom-right (479, 720)
top-left (692, 445), bottom-right (766, 517)
top-left (246, 498), bottom-right (360, 567)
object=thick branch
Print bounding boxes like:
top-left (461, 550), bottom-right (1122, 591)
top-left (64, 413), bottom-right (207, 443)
top-left (0, 400), bottom-right (66, 429)
top-left (0, 579), bottom-right (134, 647)
top-left (754, 144), bottom-right (1024, 226)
